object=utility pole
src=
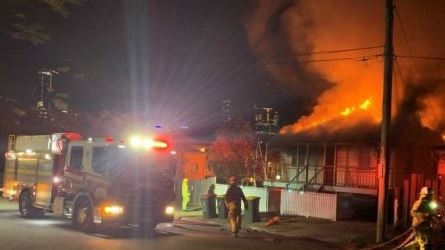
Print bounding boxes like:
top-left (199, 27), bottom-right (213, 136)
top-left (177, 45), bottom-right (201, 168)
top-left (37, 69), bottom-right (58, 118)
top-left (254, 106), bottom-right (279, 182)
top-left (377, 0), bottom-right (394, 243)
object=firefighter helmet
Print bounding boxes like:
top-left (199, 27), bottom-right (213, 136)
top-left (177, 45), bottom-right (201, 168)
top-left (420, 186), bottom-right (433, 196)
top-left (228, 176), bottom-right (237, 184)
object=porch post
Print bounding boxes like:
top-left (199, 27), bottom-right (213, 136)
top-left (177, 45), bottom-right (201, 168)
top-left (333, 145), bottom-right (337, 186)
top-left (305, 144), bottom-right (309, 183)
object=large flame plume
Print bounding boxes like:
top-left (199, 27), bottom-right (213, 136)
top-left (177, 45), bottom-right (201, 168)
top-left (245, 0), bottom-right (445, 140)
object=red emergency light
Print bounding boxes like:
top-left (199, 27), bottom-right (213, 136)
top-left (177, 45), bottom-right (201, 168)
top-left (128, 135), bottom-right (170, 151)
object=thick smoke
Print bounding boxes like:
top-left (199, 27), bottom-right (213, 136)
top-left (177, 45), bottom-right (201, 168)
top-left (245, 0), bottom-right (445, 141)
top-left (244, 0), bottom-right (331, 117)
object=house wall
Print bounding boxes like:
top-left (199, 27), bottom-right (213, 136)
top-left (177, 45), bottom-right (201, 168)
top-left (281, 143), bottom-right (378, 190)
top-left (181, 151), bottom-right (212, 180)
top-left (437, 153), bottom-right (445, 200)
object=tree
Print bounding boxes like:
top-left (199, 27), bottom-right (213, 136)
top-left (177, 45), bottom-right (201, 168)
top-left (208, 117), bottom-right (257, 183)
top-left (0, 0), bottom-right (84, 45)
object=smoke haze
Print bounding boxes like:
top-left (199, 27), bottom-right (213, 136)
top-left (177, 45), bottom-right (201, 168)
top-left (245, 0), bottom-right (445, 140)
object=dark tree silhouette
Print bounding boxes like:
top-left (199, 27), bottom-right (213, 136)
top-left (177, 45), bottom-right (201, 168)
top-left (0, 0), bottom-right (84, 45)
top-left (208, 117), bottom-right (257, 183)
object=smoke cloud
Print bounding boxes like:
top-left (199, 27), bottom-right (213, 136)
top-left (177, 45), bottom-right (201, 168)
top-left (245, 0), bottom-right (445, 140)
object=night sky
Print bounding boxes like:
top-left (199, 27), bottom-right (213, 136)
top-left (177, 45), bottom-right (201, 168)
top-left (1, 0), bottom-right (445, 137)
top-left (0, 0), bottom-right (300, 131)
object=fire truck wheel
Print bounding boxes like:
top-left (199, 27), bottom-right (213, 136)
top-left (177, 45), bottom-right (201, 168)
top-left (18, 191), bottom-right (43, 218)
top-left (72, 197), bottom-right (97, 233)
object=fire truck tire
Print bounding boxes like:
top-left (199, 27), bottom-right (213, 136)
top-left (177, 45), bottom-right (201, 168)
top-left (72, 197), bottom-right (97, 233)
top-left (18, 191), bottom-right (44, 218)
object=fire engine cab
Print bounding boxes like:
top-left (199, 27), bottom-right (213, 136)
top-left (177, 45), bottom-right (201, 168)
top-left (3, 132), bottom-right (176, 233)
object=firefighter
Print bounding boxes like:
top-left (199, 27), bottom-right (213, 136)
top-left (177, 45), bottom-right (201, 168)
top-left (181, 178), bottom-right (191, 211)
top-left (207, 184), bottom-right (217, 218)
top-left (410, 186), bottom-right (437, 250)
top-left (224, 176), bottom-right (248, 237)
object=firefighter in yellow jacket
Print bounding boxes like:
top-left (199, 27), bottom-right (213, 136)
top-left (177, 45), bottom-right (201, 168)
top-left (410, 186), bottom-right (437, 250)
top-left (182, 178), bottom-right (191, 211)
top-left (225, 176), bottom-right (248, 237)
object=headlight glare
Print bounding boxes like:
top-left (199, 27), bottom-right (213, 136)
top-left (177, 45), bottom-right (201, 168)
top-left (103, 205), bottom-right (124, 215)
top-left (165, 206), bottom-right (174, 215)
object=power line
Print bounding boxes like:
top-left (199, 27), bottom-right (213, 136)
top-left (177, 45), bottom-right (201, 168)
top-left (0, 45), bottom-right (384, 64)
top-left (309, 45), bottom-right (383, 55)
top-left (394, 8), bottom-right (414, 57)
top-left (260, 54), bottom-right (383, 64)
top-left (396, 55), bottom-right (445, 61)
top-left (392, 57), bottom-right (401, 139)
top-left (262, 45), bottom-right (383, 59)
top-left (0, 52), bottom-right (384, 65)
top-left (393, 57), bottom-right (405, 108)
top-left (294, 45), bottom-right (383, 56)
top-left (393, 57), bottom-right (406, 87)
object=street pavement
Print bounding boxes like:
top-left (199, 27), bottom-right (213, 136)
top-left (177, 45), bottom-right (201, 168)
top-left (176, 209), bottom-right (377, 247)
top-left (0, 198), bottom-right (346, 250)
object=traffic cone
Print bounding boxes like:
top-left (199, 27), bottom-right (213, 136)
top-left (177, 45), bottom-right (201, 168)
top-left (265, 216), bottom-right (280, 227)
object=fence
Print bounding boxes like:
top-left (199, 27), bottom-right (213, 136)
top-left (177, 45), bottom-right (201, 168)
top-left (280, 190), bottom-right (338, 221)
top-left (184, 178), bottom-right (348, 220)
top-left (179, 177), bottom-right (272, 211)
top-left (187, 177), bottom-right (216, 207)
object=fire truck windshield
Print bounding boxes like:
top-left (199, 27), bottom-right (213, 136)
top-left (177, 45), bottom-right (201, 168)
top-left (100, 146), bottom-right (176, 183)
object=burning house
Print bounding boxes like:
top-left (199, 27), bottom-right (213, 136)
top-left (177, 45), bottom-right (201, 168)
top-left (245, 1), bottom-right (445, 224)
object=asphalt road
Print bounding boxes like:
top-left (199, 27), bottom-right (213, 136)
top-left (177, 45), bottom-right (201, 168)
top-left (0, 199), bottom-right (341, 250)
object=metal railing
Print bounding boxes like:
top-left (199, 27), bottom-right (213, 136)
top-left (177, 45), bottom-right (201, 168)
top-left (286, 166), bottom-right (377, 190)
top-left (285, 166), bottom-right (308, 190)
top-left (335, 167), bottom-right (377, 189)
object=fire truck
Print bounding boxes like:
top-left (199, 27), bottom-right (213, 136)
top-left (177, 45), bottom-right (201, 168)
top-left (2, 132), bottom-right (176, 233)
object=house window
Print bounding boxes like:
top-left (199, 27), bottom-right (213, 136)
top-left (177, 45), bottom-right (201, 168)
top-left (296, 144), bottom-right (308, 166)
top-left (336, 146), bottom-right (372, 169)
top-left (325, 145), bottom-right (336, 166)
top-left (359, 148), bottom-right (372, 169)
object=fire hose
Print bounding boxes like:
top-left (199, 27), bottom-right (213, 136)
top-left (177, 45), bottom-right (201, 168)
top-left (174, 217), bottom-right (222, 227)
top-left (359, 228), bottom-right (415, 250)
top-left (175, 216), bottom-right (415, 248)
top-left (173, 217), bottom-right (432, 249)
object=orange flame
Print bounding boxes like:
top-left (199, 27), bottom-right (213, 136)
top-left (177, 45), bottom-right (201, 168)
top-left (277, 1), bottom-right (385, 136)
top-left (340, 98), bottom-right (374, 117)
top-left (247, 1), bottom-right (445, 138)
top-left (281, 98), bottom-right (380, 135)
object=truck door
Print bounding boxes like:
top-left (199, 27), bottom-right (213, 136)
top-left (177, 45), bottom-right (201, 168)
top-left (3, 153), bottom-right (18, 199)
top-left (64, 145), bottom-right (85, 192)
top-left (35, 153), bottom-right (55, 208)
top-left (83, 145), bottom-right (110, 199)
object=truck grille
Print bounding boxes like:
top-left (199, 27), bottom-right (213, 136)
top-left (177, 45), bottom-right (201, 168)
top-left (122, 191), bottom-right (165, 225)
